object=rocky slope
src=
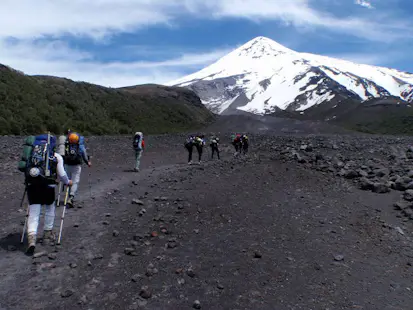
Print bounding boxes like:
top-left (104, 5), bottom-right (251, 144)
top-left (1, 124), bottom-right (413, 309)
top-left (271, 96), bottom-right (413, 135)
top-left (0, 64), bottom-right (214, 135)
top-left (167, 36), bottom-right (413, 116)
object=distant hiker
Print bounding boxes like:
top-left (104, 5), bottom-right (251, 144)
top-left (132, 132), bottom-right (145, 172)
top-left (231, 134), bottom-right (242, 155)
top-left (241, 134), bottom-right (249, 154)
top-left (59, 131), bottom-right (91, 207)
top-left (18, 133), bottom-right (72, 254)
top-left (185, 135), bottom-right (205, 164)
top-left (210, 135), bottom-right (220, 159)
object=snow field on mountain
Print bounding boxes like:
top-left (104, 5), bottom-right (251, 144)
top-left (168, 36), bottom-right (413, 114)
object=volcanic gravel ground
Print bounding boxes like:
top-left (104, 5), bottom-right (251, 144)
top-left (0, 132), bottom-right (413, 310)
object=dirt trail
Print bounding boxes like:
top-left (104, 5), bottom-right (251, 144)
top-left (0, 134), bottom-right (413, 310)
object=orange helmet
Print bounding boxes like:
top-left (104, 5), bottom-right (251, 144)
top-left (68, 133), bottom-right (79, 144)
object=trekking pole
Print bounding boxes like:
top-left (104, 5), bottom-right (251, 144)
top-left (45, 131), bottom-right (51, 177)
top-left (20, 187), bottom-right (28, 244)
top-left (56, 182), bottom-right (63, 207)
top-left (57, 186), bottom-right (70, 245)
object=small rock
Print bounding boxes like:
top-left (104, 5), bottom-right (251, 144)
top-left (61, 289), bottom-right (74, 298)
top-left (167, 241), bottom-right (177, 249)
top-left (48, 253), bottom-right (57, 260)
top-left (372, 183), bottom-right (390, 194)
top-left (94, 254), bottom-right (103, 260)
top-left (404, 190), bottom-right (413, 201)
top-left (131, 274), bottom-right (141, 282)
top-left (113, 230), bottom-right (120, 237)
top-left (343, 170), bottom-right (359, 179)
top-left (374, 168), bottom-right (389, 178)
top-left (334, 254), bottom-right (344, 261)
top-left (178, 278), bottom-right (185, 285)
top-left (145, 265), bottom-right (158, 277)
top-left (186, 269), bottom-right (196, 278)
top-left (217, 283), bottom-right (224, 290)
top-left (193, 229), bottom-right (200, 234)
top-left (139, 286), bottom-right (152, 299)
top-left (132, 199), bottom-right (144, 205)
top-left (33, 251), bottom-right (47, 259)
top-left (105, 213), bottom-right (111, 217)
top-left (394, 201), bottom-right (410, 210)
top-left (360, 177), bottom-right (374, 191)
top-left (193, 300), bottom-right (201, 309)
top-left (102, 221), bottom-right (110, 225)
top-left (405, 181), bottom-right (413, 190)
top-left (124, 248), bottom-right (135, 255)
top-left (69, 263), bottom-right (78, 268)
top-left (78, 294), bottom-right (88, 304)
top-left (254, 251), bottom-right (262, 258)
top-left (7, 245), bottom-right (16, 251)
top-left (395, 227), bottom-right (405, 235)
top-left (133, 234), bottom-right (144, 241)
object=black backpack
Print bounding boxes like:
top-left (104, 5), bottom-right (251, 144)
top-left (65, 140), bottom-right (81, 164)
top-left (133, 134), bottom-right (142, 150)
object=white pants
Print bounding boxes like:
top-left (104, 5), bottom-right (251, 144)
top-left (65, 164), bottom-right (82, 197)
top-left (27, 203), bottom-right (55, 235)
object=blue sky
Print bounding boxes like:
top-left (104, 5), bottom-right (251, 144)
top-left (0, 0), bottom-right (412, 87)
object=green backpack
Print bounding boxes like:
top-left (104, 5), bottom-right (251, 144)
top-left (18, 136), bottom-right (36, 172)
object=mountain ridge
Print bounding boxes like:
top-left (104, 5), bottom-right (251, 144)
top-left (167, 36), bottom-right (413, 115)
top-left (0, 64), bottom-right (214, 135)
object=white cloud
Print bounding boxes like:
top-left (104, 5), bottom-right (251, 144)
top-left (355, 0), bottom-right (374, 9)
top-left (326, 51), bottom-right (401, 66)
top-left (0, 0), bottom-right (411, 86)
top-left (196, 0), bottom-right (410, 42)
top-left (0, 38), bottom-right (231, 87)
top-left (0, 0), bottom-right (410, 42)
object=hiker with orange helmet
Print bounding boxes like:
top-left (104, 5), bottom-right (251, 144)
top-left (59, 131), bottom-right (91, 207)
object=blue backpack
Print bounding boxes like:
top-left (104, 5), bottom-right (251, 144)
top-left (18, 134), bottom-right (58, 185)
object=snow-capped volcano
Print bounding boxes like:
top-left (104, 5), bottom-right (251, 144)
top-left (167, 36), bottom-right (413, 115)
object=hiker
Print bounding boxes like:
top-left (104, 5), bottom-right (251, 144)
top-left (241, 134), bottom-right (249, 154)
top-left (59, 131), bottom-right (91, 207)
top-left (132, 132), bottom-right (145, 172)
top-left (18, 133), bottom-right (72, 254)
top-left (185, 135), bottom-right (205, 164)
top-left (210, 135), bottom-right (220, 159)
top-left (231, 134), bottom-right (242, 155)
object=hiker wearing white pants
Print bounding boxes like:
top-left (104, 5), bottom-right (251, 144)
top-left (65, 165), bottom-right (82, 198)
top-left (61, 131), bottom-right (92, 206)
top-left (28, 204), bottom-right (55, 236)
top-left (26, 152), bottom-right (72, 253)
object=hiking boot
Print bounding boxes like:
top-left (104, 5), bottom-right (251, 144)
top-left (26, 234), bottom-right (36, 255)
top-left (42, 230), bottom-right (56, 245)
top-left (67, 195), bottom-right (74, 208)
